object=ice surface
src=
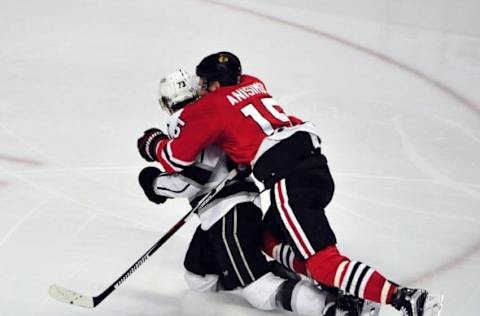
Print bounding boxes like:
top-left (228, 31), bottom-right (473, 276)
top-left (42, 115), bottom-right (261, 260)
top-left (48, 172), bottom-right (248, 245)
top-left (0, 0), bottom-right (479, 315)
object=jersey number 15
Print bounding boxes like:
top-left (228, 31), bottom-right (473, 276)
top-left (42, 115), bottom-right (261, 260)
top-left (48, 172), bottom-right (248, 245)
top-left (240, 98), bottom-right (290, 135)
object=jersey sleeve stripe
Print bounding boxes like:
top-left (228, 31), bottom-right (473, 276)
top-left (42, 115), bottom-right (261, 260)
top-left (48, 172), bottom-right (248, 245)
top-left (159, 148), bottom-right (180, 173)
top-left (154, 140), bottom-right (175, 173)
top-left (161, 144), bottom-right (188, 172)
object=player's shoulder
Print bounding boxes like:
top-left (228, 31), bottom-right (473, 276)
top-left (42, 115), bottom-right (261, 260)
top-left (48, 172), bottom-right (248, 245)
top-left (177, 95), bottom-right (221, 122)
top-left (240, 74), bottom-right (265, 86)
top-left (188, 92), bottom-right (225, 111)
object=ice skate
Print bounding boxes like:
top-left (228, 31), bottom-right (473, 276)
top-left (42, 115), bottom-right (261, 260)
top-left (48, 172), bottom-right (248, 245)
top-left (391, 287), bottom-right (444, 316)
top-left (422, 293), bottom-right (444, 316)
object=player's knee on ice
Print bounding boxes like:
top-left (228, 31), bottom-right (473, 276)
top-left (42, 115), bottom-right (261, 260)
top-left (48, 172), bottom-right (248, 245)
top-left (242, 272), bottom-right (328, 314)
top-left (275, 279), bottom-right (327, 315)
top-left (184, 270), bottom-right (220, 292)
top-left (242, 272), bottom-right (285, 310)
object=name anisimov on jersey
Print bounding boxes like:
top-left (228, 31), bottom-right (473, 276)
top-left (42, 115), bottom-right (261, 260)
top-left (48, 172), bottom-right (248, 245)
top-left (226, 82), bottom-right (268, 106)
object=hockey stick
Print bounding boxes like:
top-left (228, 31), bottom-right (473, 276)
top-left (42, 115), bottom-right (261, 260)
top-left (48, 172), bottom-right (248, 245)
top-left (48, 168), bottom-right (239, 308)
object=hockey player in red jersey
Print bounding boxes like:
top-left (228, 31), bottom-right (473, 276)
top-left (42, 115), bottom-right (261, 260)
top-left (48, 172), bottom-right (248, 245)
top-left (138, 69), bottom-right (378, 316)
top-left (137, 53), bottom-right (443, 316)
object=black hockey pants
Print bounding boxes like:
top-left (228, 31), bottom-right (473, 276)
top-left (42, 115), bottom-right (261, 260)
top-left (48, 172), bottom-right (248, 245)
top-left (184, 202), bottom-right (269, 290)
top-left (254, 131), bottom-right (337, 260)
top-left (265, 164), bottom-right (337, 260)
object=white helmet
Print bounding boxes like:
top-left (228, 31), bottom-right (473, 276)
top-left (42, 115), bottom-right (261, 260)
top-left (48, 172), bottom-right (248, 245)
top-left (158, 69), bottom-right (200, 114)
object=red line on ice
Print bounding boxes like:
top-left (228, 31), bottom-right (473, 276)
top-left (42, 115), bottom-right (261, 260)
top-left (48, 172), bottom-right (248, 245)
top-left (0, 154), bottom-right (42, 166)
top-left (405, 238), bottom-right (480, 285)
top-left (200, 0), bottom-right (480, 115)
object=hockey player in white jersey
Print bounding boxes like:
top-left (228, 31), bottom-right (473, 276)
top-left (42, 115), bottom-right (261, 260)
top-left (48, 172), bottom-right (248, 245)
top-left (137, 69), bottom-right (379, 316)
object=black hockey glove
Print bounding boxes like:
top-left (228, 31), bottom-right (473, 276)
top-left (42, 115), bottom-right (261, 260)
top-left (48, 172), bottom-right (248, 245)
top-left (138, 166), bottom-right (169, 204)
top-left (137, 128), bottom-right (168, 162)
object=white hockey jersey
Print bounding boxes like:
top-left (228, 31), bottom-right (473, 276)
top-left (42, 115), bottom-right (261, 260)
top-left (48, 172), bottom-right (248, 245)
top-left (153, 109), bottom-right (261, 230)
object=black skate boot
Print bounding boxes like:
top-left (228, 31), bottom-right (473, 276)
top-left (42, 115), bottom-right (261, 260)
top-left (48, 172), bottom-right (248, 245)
top-left (391, 287), bottom-right (428, 316)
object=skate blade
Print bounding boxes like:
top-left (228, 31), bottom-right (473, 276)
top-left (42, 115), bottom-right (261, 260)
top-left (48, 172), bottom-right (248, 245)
top-left (423, 294), bottom-right (444, 316)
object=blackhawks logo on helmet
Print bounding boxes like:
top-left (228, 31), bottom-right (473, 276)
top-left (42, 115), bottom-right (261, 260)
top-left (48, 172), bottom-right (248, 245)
top-left (218, 54), bottom-right (229, 63)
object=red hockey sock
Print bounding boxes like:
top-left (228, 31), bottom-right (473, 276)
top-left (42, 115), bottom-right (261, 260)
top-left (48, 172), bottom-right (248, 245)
top-left (305, 245), bottom-right (397, 304)
top-left (262, 231), bottom-right (307, 275)
top-left (261, 230), bottom-right (278, 257)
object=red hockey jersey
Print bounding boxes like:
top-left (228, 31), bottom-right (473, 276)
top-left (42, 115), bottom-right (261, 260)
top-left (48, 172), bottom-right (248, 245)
top-left (155, 75), bottom-right (302, 173)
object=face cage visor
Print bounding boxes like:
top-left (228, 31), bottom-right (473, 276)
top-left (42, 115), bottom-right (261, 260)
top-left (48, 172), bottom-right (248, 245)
top-left (158, 96), bottom-right (175, 115)
top-left (159, 96), bottom-right (198, 115)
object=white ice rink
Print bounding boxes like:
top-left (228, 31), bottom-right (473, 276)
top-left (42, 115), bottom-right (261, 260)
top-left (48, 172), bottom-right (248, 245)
top-left (1, 0), bottom-right (479, 315)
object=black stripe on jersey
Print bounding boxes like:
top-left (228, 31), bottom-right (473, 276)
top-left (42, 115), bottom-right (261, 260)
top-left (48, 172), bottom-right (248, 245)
top-left (189, 180), bottom-right (259, 208)
top-left (163, 146), bottom-right (189, 170)
top-left (155, 185), bottom-right (190, 194)
top-left (155, 174), bottom-right (191, 193)
top-left (180, 165), bottom-right (212, 186)
top-left (216, 180), bottom-right (259, 198)
top-left (345, 262), bottom-right (361, 293)
top-left (354, 265), bottom-right (370, 297)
